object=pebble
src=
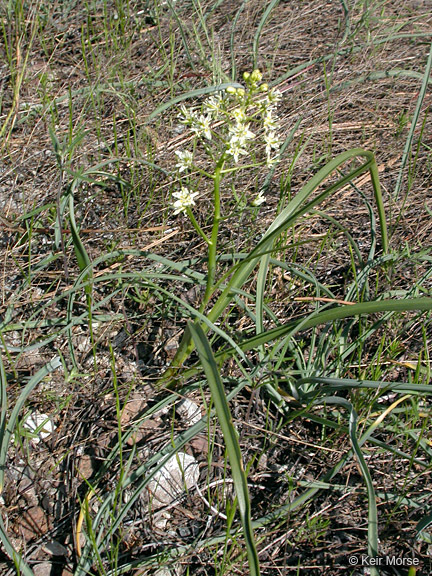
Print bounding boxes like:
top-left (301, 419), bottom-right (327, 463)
top-left (148, 452), bottom-right (199, 508)
top-left (42, 540), bottom-right (68, 556)
top-left (176, 399), bottom-right (201, 426)
top-left (33, 562), bottom-right (53, 576)
top-left (22, 412), bottom-right (55, 443)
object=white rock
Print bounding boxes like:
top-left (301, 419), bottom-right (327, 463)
top-left (148, 452), bottom-right (199, 508)
top-left (154, 562), bottom-right (182, 576)
top-left (152, 510), bottom-right (171, 530)
top-left (22, 412), bottom-right (55, 443)
top-left (154, 568), bottom-right (176, 576)
top-left (176, 399), bottom-right (201, 426)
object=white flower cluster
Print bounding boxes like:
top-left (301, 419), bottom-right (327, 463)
top-left (258, 87), bottom-right (283, 167)
top-left (172, 70), bottom-right (283, 213)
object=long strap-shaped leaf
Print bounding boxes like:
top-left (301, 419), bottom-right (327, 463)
top-left (178, 297), bottom-right (432, 383)
top-left (189, 322), bottom-right (261, 576)
top-left (162, 149), bottom-right (389, 384)
top-left (319, 397), bottom-right (379, 575)
top-left (255, 148), bottom-right (387, 344)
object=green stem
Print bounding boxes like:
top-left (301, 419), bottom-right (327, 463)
top-left (187, 207), bottom-right (210, 245)
top-left (159, 155), bottom-right (225, 388)
top-left (201, 155), bottom-right (225, 310)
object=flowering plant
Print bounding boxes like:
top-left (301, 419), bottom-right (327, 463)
top-left (171, 69), bottom-right (283, 311)
top-left (157, 69), bottom-right (400, 576)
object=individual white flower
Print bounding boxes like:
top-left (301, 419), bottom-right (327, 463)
top-left (178, 103), bottom-right (197, 124)
top-left (263, 108), bottom-right (278, 132)
top-left (175, 150), bottom-right (194, 173)
top-left (190, 114), bottom-right (212, 140)
top-left (172, 187), bottom-right (199, 215)
top-left (260, 89), bottom-right (282, 114)
top-left (264, 131), bottom-right (281, 166)
top-left (231, 107), bottom-right (247, 124)
top-left (226, 138), bottom-right (248, 163)
top-left (228, 123), bottom-right (255, 146)
top-left (266, 88), bottom-right (282, 107)
top-left (264, 131), bottom-right (281, 156)
top-left (252, 191), bottom-right (266, 206)
top-left (266, 154), bottom-right (280, 167)
top-left (204, 93), bottom-right (224, 116)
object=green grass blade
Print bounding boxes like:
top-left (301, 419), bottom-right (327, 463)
top-left (252, 0), bottom-right (281, 69)
top-left (0, 514), bottom-right (34, 576)
top-left (0, 353), bottom-right (8, 493)
top-left (0, 356), bottom-right (62, 490)
top-left (165, 0), bottom-right (195, 69)
top-left (189, 322), bottom-right (260, 576)
top-left (416, 513), bottom-right (432, 536)
top-left (393, 41), bottom-right (432, 199)
top-left (322, 398), bottom-right (378, 568)
top-left (230, 1), bottom-right (248, 79)
top-left (68, 191), bottom-right (92, 277)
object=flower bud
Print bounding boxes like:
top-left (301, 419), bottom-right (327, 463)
top-left (226, 85), bottom-right (236, 94)
top-left (243, 71), bottom-right (250, 81)
top-left (260, 83), bottom-right (269, 92)
top-left (236, 88), bottom-right (246, 98)
top-left (251, 69), bottom-right (262, 83)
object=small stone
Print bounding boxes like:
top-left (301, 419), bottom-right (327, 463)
top-left (19, 483), bottom-right (38, 507)
top-left (190, 435), bottom-right (208, 457)
top-left (176, 399), bottom-right (201, 426)
top-left (76, 454), bottom-right (94, 480)
top-left (16, 506), bottom-right (49, 541)
top-left (121, 395), bottom-right (147, 425)
top-left (33, 562), bottom-right (53, 576)
top-left (153, 569), bottom-right (173, 576)
top-left (121, 395), bottom-right (159, 446)
top-left (152, 510), bottom-right (171, 530)
top-left (153, 563), bottom-right (182, 576)
top-left (42, 540), bottom-right (68, 556)
top-left (148, 452), bottom-right (200, 509)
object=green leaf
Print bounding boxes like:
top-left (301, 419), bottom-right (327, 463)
top-left (189, 322), bottom-right (261, 576)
